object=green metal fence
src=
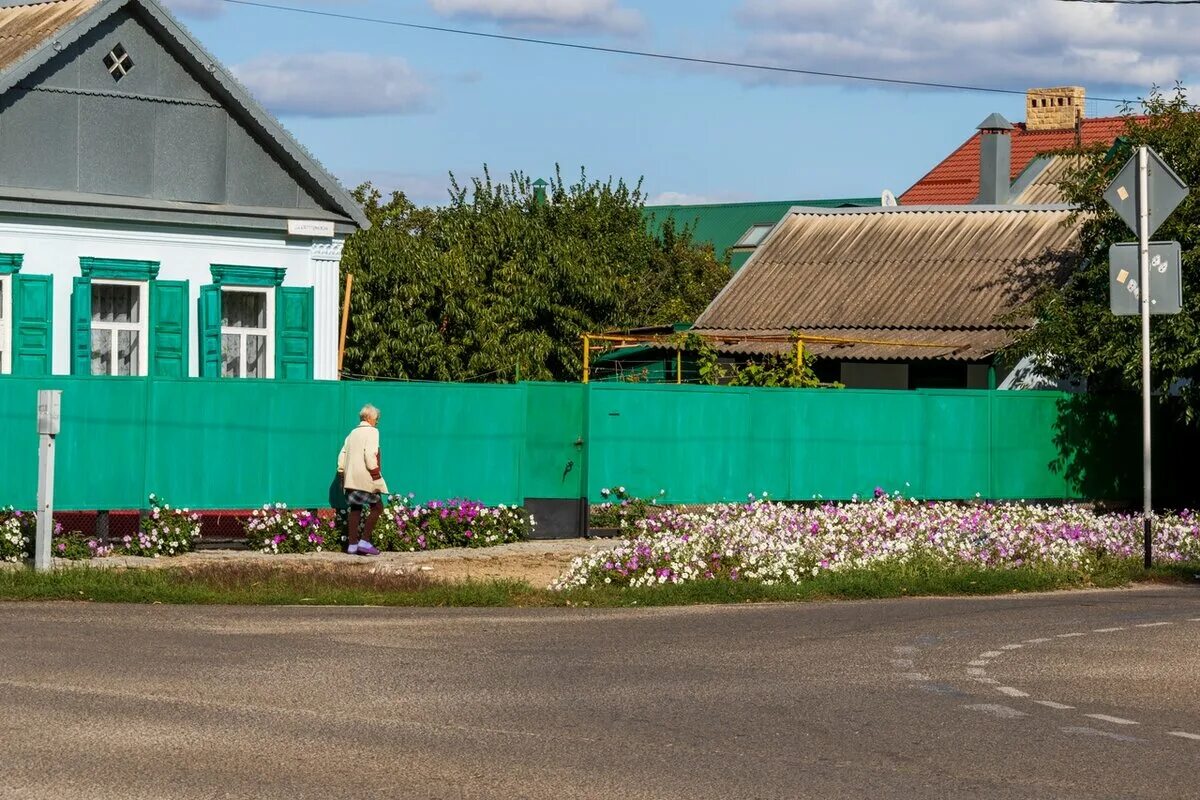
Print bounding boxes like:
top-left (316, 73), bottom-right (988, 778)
top-left (0, 377), bottom-right (1112, 512)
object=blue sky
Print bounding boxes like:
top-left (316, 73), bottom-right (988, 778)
top-left (165, 0), bottom-right (1200, 206)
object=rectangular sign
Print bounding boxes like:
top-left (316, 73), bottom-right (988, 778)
top-left (1109, 241), bottom-right (1183, 316)
top-left (287, 219), bottom-right (336, 238)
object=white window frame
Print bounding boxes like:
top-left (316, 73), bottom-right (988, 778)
top-left (734, 223), bottom-right (775, 249)
top-left (220, 286), bottom-right (275, 379)
top-left (0, 273), bottom-right (12, 375)
top-left (91, 279), bottom-right (149, 377)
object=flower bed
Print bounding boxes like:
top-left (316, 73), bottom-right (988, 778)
top-left (552, 495), bottom-right (1200, 590)
top-left (374, 497), bottom-right (534, 551)
top-left (245, 505), bottom-right (337, 554)
top-left (590, 486), bottom-right (666, 530)
top-left (1, 508), bottom-right (36, 563)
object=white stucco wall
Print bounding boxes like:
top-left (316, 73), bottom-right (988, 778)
top-left (0, 214), bottom-right (343, 380)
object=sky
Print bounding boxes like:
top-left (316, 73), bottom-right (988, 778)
top-left (162, 0), bottom-right (1200, 207)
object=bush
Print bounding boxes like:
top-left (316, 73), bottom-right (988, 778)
top-left (1, 508), bottom-right (35, 563)
top-left (373, 497), bottom-right (534, 552)
top-left (590, 486), bottom-right (665, 529)
top-left (245, 504), bottom-right (337, 554)
top-left (112, 495), bottom-right (201, 558)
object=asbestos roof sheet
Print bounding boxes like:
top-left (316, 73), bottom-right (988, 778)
top-left (901, 117), bottom-right (1133, 205)
top-left (697, 327), bottom-right (1020, 362)
top-left (1011, 155), bottom-right (1082, 205)
top-left (0, 0), bottom-right (100, 72)
top-left (692, 205), bottom-right (1082, 360)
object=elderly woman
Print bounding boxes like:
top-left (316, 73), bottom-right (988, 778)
top-left (336, 404), bottom-right (387, 556)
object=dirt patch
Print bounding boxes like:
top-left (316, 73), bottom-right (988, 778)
top-left (53, 539), bottom-right (612, 589)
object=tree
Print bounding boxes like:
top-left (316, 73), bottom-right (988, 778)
top-left (1010, 86), bottom-right (1200, 422)
top-left (340, 168), bottom-right (730, 383)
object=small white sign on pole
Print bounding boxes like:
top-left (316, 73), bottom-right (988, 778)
top-left (34, 389), bottom-right (61, 572)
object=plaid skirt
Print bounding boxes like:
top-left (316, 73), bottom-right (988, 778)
top-left (345, 489), bottom-right (382, 508)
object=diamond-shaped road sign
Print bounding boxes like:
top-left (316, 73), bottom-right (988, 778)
top-left (1110, 241), bottom-right (1183, 316)
top-left (1103, 147), bottom-right (1189, 236)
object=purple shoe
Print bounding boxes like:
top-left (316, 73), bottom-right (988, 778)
top-left (356, 542), bottom-right (381, 556)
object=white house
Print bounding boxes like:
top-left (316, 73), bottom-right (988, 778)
top-left (0, 0), bottom-right (367, 381)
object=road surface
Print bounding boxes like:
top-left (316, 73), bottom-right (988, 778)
top-left (1, 586), bottom-right (1198, 799)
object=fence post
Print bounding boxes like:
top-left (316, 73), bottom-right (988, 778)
top-left (34, 390), bottom-right (61, 572)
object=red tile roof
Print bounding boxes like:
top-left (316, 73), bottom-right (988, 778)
top-left (900, 117), bottom-right (1136, 205)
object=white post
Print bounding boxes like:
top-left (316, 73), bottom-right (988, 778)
top-left (1137, 146), bottom-right (1153, 568)
top-left (34, 389), bottom-right (61, 572)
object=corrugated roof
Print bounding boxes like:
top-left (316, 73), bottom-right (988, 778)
top-left (0, 0), bottom-right (100, 72)
top-left (1010, 155), bottom-right (1082, 205)
top-left (697, 327), bottom-right (1018, 362)
top-left (692, 205), bottom-right (1082, 361)
top-left (901, 117), bottom-right (1133, 205)
top-left (644, 197), bottom-right (879, 264)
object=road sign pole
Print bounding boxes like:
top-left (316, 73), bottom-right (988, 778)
top-left (1137, 146), bottom-right (1153, 569)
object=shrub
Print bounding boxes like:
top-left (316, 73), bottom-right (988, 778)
top-left (112, 495), bottom-right (201, 558)
top-left (245, 504), bottom-right (337, 554)
top-left (373, 497), bottom-right (534, 552)
top-left (1, 508), bottom-right (35, 563)
top-left (590, 486), bottom-right (665, 529)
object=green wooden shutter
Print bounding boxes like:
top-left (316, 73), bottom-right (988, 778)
top-left (12, 274), bottom-right (53, 376)
top-left (150, 280), bottom-right (189, 378)
top-left (70, 276), bottom-right (92, 376)
top-left (198, 285), bottom-right (222, 378)
top-left (275, 286), bottom-right (313, 380)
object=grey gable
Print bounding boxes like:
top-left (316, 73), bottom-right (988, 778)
top-left (0, 0), bottom-right (368, 229)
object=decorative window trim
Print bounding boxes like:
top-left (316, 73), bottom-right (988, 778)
top-left (210, 265), bottom-right (286, 288)
top-left (220, 287), bottom-right (275, 379)
top-left (80, 257), bottom-right (160, 281)
top-left (0, 253), bottom-right (23, 275)
top-left (0, 273), bottom-right (11, 374)
top-left (90, 279), bottom-right (149, 377)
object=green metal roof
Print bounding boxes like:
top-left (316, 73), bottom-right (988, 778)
top-left (644, 197), bottom-right (879, 265)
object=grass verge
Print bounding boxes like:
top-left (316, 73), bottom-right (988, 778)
top-left (0, 559), bottom-right (1196, 607)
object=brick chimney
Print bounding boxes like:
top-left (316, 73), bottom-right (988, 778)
top-left (1026, 86), bottom-right (1085, 131)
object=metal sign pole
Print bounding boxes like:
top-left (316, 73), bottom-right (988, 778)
top-left (1137, 146), bottom-right (1153, 568)
top-left (34, 389), bottom-right (61, 572)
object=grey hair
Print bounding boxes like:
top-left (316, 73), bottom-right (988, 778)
top-left (359, 404), bottom-right (380, 422)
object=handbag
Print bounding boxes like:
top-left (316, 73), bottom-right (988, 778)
top-left (328, 472), bottom-right (349, 511)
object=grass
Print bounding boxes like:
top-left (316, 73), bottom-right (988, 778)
top-left (0, 559), bottom-right (1196, 608)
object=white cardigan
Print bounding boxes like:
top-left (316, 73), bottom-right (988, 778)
top-left (337, 422), bottom-right (388, 494)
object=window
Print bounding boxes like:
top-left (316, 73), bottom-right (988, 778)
top-left (91, 281), bottom-right (148, 376)
top-left (103, 43), bottom-right (134, 81)
top-left (221, 288), bottom-right (274, 378)
top-left (0, 274), bottom-right (10, 374)
top-left (735, 223), bottom-right (775, 248)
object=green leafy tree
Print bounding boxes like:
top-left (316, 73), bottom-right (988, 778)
top-left (340, 168), bottom-right (729, 382)
top-left (1010, 86), bottom-right (1200, 422)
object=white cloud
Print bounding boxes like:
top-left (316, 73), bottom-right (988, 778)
top-left (428, 0), bottom-right (644, 36)
top-left (232, 53), bottom-right (434, 118)
top-left (733, 0), bottom-right (1200, 94)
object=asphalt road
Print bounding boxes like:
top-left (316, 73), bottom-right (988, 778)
top-left (1, 586), bottom-right (1198, 800)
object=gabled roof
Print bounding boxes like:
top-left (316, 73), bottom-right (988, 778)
top-left (645, 197), bottom-right (878, 270)
top-left (901, 117), bottom-right (1135, 206)
top-left (0, 0), bottom-right (367, 228)
top-left (692, 205), bottom-right (1083, 362)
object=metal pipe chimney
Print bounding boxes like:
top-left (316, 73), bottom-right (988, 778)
top-left (976, 113), bottom-right (1015, 205)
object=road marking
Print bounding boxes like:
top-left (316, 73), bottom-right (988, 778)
top-left (899, 672), bottom-right (930, 681)
top-left (979, 651), bottom-right (1003, 658)
top-left (1190, 618), bottom-right (1200, 623)
top-left (1024, 637), bottom-right (1051, 644)
top-left (1168, 731), bottom-right (1200, 741)
top-left (1034, 700), bottom-right (1075, 710)
top-left (893, 646), bottom-right (918, 656)
top-left (1135, 622), bottom-right (1172, 628)
top-left (967, 659), bottom-right (990, 666)
top-left (890, 658), bottom-right (914, 669)
top-left (1061, 726), bottom-right (1145, 743)
top-left (1085, 714), bottom-right (1140, 726)
top-left (1093, 627), bottom-right (1124, 633)
top-left (999, 644), bottom-right (1023, 650)
top-left (996, 686), bottom-right (1030, 698)
top-left (1056, 632), bottom-right (1086, 638)
top-left (966, 667), bottom-right (987, 676)
top-left (963, 703), bottom-right (1027, 719)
